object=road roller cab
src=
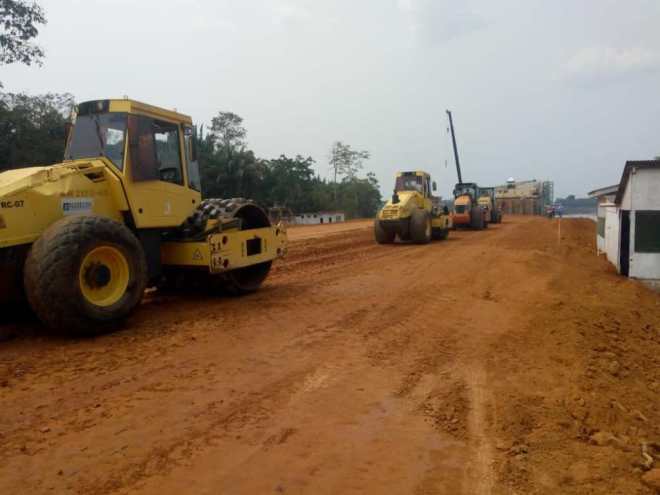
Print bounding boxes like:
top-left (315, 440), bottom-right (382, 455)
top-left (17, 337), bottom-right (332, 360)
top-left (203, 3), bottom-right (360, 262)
top-left (0, 99), bottom-right (287, 334)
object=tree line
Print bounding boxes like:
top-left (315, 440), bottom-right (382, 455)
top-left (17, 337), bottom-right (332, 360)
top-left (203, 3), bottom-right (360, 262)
top-left (197, 111), bottom-right (381, 217)
top-left (0, 92), bottom-right (381, 218)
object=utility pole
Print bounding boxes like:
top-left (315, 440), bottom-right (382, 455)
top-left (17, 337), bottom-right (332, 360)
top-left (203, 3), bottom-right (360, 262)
top-left (446, 110), bottom-right (462, 184)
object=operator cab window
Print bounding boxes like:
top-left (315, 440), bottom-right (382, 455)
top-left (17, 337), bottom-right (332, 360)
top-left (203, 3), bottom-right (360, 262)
top-left (395, 175), bottom-right (423, 193)
top-left (153, 121), bottom-right (183, 185)
top-left (129, 116), bottom-right (183, 185)
top-left (65, 112), bottom-right (127, 170)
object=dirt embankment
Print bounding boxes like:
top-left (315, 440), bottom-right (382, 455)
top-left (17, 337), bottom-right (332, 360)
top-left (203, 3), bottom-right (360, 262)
top-left (0, 216), bottom-right (658, 494)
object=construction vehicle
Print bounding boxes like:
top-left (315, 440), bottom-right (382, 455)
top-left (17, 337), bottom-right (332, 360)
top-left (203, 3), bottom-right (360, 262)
top-left (477, 186), bottom-right (502, 224)
top-left (452, 182), bottom-right (487, 229)
top-left (375, 171), bottom-right (452, 244)
top-left (446, 110), bottom-right (487, 230)
top-left (0, 99), bottom-right (287, 335)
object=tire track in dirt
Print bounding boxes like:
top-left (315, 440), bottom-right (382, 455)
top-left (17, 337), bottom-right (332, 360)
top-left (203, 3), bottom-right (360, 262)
top-left (464, 366), bottom-right (495, 494)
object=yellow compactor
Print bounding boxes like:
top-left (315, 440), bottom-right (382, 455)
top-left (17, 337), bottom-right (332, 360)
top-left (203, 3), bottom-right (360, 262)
top-left (0, 99), bottom-right (287, 334)
top-left (375, 171), bottom-right (452, 244)
top-left (477, 187), bottom-right (502, 225)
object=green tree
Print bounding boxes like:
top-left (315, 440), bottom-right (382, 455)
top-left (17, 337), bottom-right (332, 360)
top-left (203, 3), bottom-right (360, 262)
top-left (0, 91), bottom-right (74, 170)
top-left (194, 112), bottom-right (381, 218)
top-left (1, 0), bottom-right (46, 67)
top-left (210, 111), bottom-right (246, 149)
top-left (199, 143), bottom-right (263, 200)
top-left (329, 141), bottom-right (370, 182)
top-left (363, 171), bottom-right (383, 215)
top-left (263, 154), bottom-right (317, 212)
top-left (329, 141), bottom-right (371, 208)
top-left (335, 172), bottom-right (382, 218)
top-left (197, 111), bottom-right (257, 199)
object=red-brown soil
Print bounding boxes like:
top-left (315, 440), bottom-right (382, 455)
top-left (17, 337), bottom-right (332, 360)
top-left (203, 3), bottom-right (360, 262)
top-left (0, 216), bottom-right (658, 494)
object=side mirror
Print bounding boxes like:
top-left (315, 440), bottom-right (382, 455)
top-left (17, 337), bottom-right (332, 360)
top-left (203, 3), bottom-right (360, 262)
top-left (432, 181), bottom-right (437, 191)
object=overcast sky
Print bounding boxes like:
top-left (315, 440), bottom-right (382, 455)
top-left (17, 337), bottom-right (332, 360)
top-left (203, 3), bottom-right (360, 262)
top-left (3, 0), bottom-right (660, 198)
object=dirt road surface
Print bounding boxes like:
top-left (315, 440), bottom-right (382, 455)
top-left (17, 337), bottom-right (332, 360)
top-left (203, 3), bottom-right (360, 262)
top-left (1, 217), bottom-right (659, 494)
top-left (286, 219), bottom-right (373, 241)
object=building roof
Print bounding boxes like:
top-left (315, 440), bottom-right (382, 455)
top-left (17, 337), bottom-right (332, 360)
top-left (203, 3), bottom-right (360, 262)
top-left (587, 184), bottom-right (619, 198)
top-left (615, 160), bottom-right (660, 205)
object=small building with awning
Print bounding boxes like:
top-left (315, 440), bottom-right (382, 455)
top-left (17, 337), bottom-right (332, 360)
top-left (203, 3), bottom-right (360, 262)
top-left (587, 184), bottom-right (619, 260)
top-left (615, 160), bottom-right (660, 287)
top-left (590, 160), bottom-right (660, 289)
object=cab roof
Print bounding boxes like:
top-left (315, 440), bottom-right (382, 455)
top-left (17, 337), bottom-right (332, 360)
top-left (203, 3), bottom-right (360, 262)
top-left (77, 99), bottom-right (193, 125)
top-left (396, 171), bottom-right (430, 177)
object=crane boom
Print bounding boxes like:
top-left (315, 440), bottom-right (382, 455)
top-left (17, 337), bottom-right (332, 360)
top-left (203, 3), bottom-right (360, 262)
top-left (446, 110), bottom-right (462, 184)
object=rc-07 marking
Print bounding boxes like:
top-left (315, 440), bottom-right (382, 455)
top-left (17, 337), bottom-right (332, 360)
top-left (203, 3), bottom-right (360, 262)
top-left (0, 200), bottom-right (24, 209)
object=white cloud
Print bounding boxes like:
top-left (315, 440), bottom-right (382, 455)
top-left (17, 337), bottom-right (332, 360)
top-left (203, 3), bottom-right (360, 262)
top-left (397, 0), bottom-right (485, 43)
top-left (561, 46), bottom-right (660, 86)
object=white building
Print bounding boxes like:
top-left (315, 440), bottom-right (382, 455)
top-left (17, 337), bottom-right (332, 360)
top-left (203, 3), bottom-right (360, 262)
top-left (590, 160), bottom-right (660, 289)
top-left (294, 211), bottom-right (345, 225)
top-left (588, 184), bottom-right (619, 256)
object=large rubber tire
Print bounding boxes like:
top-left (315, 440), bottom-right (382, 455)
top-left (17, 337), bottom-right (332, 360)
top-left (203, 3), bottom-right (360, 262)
top-left (374, 219), bottom-right (395, 244)
top-left (470, 207), bottom-right (484, 230)
top-left (24, 216), bottom-right (147, 335)
top-left (410, 209), bottom-right (432, 244)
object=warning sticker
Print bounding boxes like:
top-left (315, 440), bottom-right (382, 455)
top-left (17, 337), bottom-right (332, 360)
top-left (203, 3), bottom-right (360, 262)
top-left (192, 249), bottom-right (203, 261)
top-left (62, 197), bottom-right (94, 215)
